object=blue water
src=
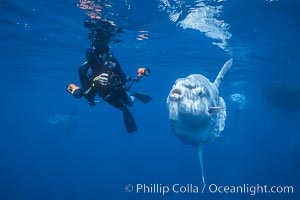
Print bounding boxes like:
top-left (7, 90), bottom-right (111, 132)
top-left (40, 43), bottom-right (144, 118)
top-left (0, 0), bottom-right (299, 199)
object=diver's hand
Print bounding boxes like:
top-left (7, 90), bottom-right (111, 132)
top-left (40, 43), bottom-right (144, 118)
top-left (94, 73), bottom-right (110, 86)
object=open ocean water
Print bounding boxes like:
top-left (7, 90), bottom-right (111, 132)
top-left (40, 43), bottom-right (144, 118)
top-left (0, 0), bottom-right (299, 199)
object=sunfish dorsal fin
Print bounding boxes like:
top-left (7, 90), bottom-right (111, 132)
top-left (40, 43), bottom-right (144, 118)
top-left (214, 58), bottom-right (233, 88)
top-left (197, 145), bottom-right (205, 185)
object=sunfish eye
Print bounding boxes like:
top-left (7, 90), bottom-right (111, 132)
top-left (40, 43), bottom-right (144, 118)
top-left (195, 87), bottom-right (205, 97)
top-left (184, 83), bottom-right (196, 90)
top-left (198, 91), bottom-right (203, 97)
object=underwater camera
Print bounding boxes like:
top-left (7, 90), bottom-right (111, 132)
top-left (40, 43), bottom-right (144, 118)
top-left (66, 83), bottom-right (83, 99)
top-left (137, 68), bottom-right (151, 77)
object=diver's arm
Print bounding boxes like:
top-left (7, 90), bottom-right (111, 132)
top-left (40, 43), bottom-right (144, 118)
top-left (78, 61), bottom-right (97, 106)
top-left (78, 61), bottom-right (91, 91)
top-left (83, 87), bottom-right (97, 106)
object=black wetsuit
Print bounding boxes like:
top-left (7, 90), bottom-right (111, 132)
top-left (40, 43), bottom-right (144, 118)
top-left (79, 48), bottom-right (133, 110)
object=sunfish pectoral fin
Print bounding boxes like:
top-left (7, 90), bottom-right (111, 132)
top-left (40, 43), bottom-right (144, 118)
top-left (209, 106), bottom-right (226, 114)
top-left (197, 145), bottom-right (205, 185)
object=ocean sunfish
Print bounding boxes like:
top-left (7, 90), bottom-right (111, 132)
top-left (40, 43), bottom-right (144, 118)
top-left (49, 107), bottom-right (77, 134)
top-left (166, 58), bottom-right (233, 184)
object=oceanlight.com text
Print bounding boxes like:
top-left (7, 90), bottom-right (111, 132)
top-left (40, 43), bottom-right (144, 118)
top-left (207, 184), bottom-right (294, 195)
top-left (124, 183), bottom-right (294, 196)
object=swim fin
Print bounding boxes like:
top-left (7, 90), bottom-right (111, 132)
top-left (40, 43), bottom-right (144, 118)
top-left (123, 108), bottom-right (137, 133)
top-left (131, 91), bottom-right (152, 103)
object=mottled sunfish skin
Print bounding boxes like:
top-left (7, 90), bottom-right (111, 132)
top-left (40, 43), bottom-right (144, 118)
top-left (166, 58), bottom-right (233, 184)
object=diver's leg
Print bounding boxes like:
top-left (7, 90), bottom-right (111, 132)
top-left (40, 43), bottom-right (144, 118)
top-left (123, 106), bottom-right (137, 133)
top-left (105, 93), bottom-right (137, 133)
top-left (118, 87), bottom-right (134, 107)
top-left (130, 91), bottom-right (152, 103)
top-left (105, 93), bottom-right (127, 111)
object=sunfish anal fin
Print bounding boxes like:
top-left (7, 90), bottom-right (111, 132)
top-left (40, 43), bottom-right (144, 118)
top-left (197, 145), bottom-right (205, 185)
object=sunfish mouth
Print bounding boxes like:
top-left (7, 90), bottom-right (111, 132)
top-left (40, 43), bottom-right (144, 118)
top-left (169, 88), bottom-right (183, 100)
